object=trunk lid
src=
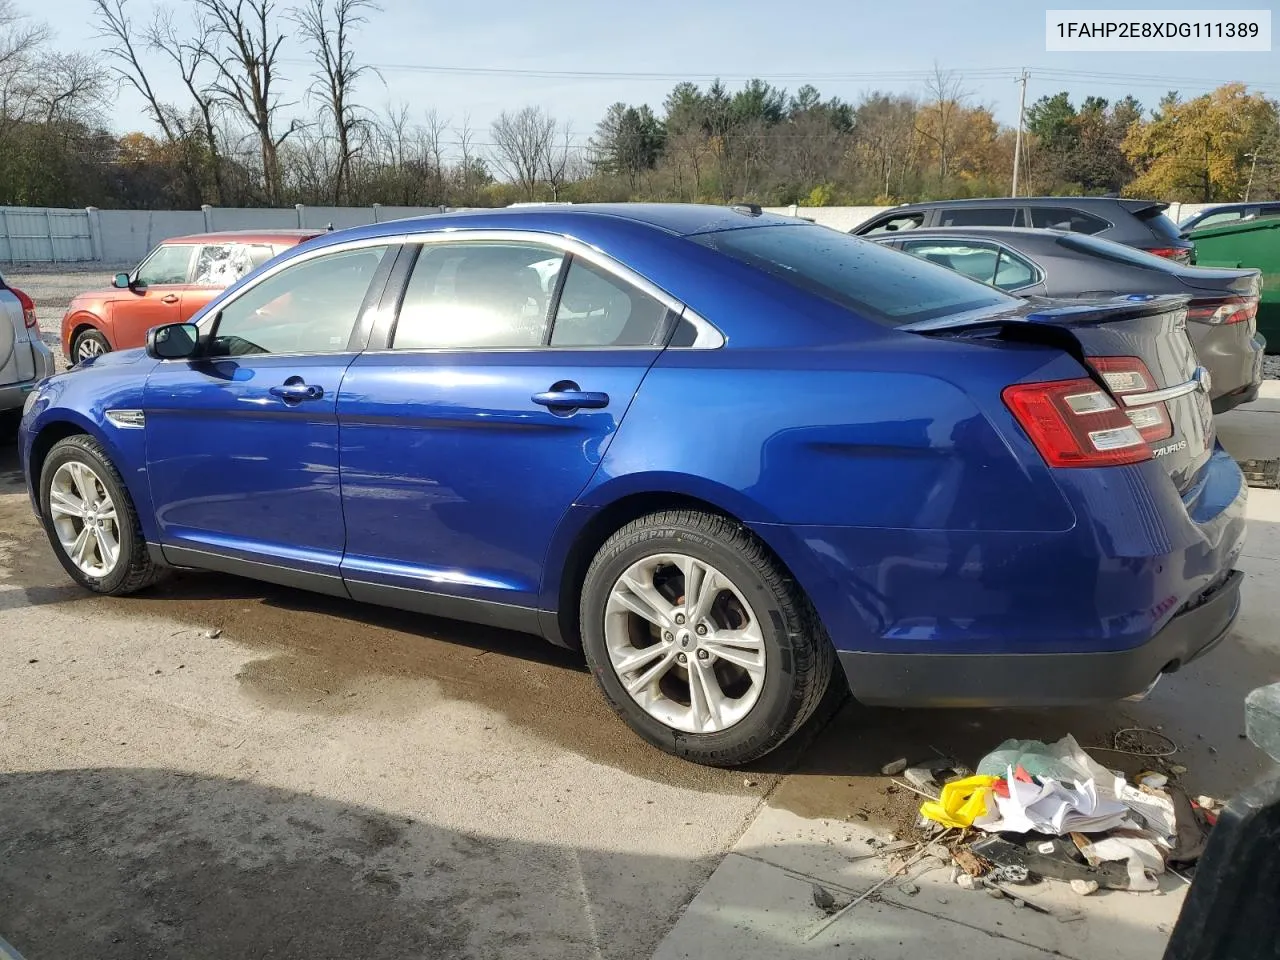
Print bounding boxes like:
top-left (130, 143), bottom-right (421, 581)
top-left (904, 295), bottom-right (1214, 492)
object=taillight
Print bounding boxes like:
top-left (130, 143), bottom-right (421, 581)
top-left (10, 286), bottom-right (38, 329)
top-left (1186, 296), bottom-right (1258, 325)
top-left (1090, 356), bottom-right (1173, 443)
top-left (1146, 247), bottom-right (1192, 263)
top-left (1003, 377), bottom-right (1151, 468)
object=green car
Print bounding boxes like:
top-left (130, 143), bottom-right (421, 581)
top-left (1189, 217), bottom-right (1280, 350)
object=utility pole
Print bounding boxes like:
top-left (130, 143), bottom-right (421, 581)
top-left (1012, 69), bottom-right (1029, 198)
top-left (1244, 152), bottom-right (1259, 202)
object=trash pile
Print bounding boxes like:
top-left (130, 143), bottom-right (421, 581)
top-left (884, 732), bottom-right (1220, 901)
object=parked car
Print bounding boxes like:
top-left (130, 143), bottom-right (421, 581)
top-left (60, 229), bottom-right (323, 364)
top-left (0, 271), bottom-right (55, 417)
top-left (1179, 202), bottom-right (1280, 235)
top-left (1187, 217), bottom-right (1280, 348)
top-left (873, 226), bottom-right (1264, 413)
top-left (851, 197), bottom-right (1195, 263)
top-left (19, 205), bottom-right (1244, 765)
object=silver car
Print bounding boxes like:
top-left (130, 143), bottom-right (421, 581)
top-left (0, 271), bottom-right (56, 416)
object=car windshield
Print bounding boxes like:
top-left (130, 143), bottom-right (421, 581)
top-left (693, 224), bottom-right (1014, 326)
top-left (1056, 233), bottom-right (1178, 271)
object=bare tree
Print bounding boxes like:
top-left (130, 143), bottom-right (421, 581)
top-left (542, 122), bottom-right (578, 201)
top-left (918, 63), bottom-right (970, 183)
top-left (195, 0), bottom-right (298, 204)
top-left (422, 108), bottom-right (448, 202)
top-left (292, 0), bottom-right (377, 203)
top-left (92, 0), bottom-right (177, 139)
top-left (0, 0), bottom-right (50, 123)
top-left (490, 106), bottom-right (555, 200)
top-left (34, 52), bottom-right (109, 125)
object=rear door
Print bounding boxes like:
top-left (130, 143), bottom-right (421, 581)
top-left (337, 237), bottom-right (672, 618)
top-left (145, 242), bottom-right (395, 586)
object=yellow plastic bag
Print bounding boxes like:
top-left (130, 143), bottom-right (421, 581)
top-left (919, 774), bottom-right (999, 829)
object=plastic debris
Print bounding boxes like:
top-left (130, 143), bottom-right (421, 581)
top-left (904, 758), bottom-right (972, 793)
top-left (881, 757), bottom-right (909, 776)
top-left (920, 775), bottom-right (1000, 829)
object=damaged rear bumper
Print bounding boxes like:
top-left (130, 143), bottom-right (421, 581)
top-left (840, 569), bottom-right (1243, 708)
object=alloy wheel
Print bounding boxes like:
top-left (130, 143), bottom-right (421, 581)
top-left (76, 337), bottom-right (105, 361)
top-left (604, 553), bottom-right (766, 734)
top-left (48, 461), bottom-right (121, 578)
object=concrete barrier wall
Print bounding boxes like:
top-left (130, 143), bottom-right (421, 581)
top-left (0, 201), bottom-right (1226, 264)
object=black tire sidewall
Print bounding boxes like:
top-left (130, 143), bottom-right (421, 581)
top-left (581, 519), bottom-right (804, 763)
top-left (39, 438), bottom-right (141, 594)
top-left (72, 330), bottom-right (110, 362)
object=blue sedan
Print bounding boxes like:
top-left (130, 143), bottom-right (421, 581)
top-left (18, 204), bottom-right (1246, 765)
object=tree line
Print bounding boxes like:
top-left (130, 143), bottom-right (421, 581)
top-left (2, 0), bottom-right (1277, 211)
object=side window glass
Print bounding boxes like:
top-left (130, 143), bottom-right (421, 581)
top-left (993, 250), bottom-right (1037, 289)
top-left (211, 245), bottom-right (389, 356)
top-left (1195, 212), bottom-right (1243, 229)
top-left (860, 213), bottom-right (924, 235)
top-left (135, 245), bottom-right (194, 286)
top-left (551, 259), bottom-right (668, 347)
top-left (938, 207), bottom-right (1020, 227)
top-left (902, 240), bottom-right (999, 285)
top-left (1029, 207), bottom-right (1109, 234)
top-left (392, 242), bottom-right (563, 349)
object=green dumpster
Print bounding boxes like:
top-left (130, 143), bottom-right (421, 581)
top-left (1189, 217), bottom-right (1280, 350)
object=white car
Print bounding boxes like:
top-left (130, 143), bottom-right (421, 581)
top-left (0, 271), bottom-right (55, 415)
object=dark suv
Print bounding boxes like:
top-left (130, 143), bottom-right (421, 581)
top-left (851, 197), bottom-right (1194, 263)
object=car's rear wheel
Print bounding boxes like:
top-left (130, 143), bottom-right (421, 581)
top-left (71, 329), bottom-right (110, 364)
top-left (580, 509), bottom-right (833, 766)
top-left (39, 435), bottom-right (163, 595)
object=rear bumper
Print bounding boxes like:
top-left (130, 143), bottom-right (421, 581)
top-left (840, 568), bottom-right (1243, 707)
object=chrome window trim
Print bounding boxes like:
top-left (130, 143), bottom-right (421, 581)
top-left (191, 229), bottom-right (725, 353)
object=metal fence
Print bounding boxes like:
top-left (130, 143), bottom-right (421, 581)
top-left (0, 201), bottom-right (1215, 265)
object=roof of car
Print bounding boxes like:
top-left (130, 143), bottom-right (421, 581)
top-left (167, 229), bottom-right (326, 244)
top-left (874, 226), bottom-right (1072, 243)
top-left (325, 204), bottom-right (800, 243)
top-left (884, 196), bottom-right (1163, 211)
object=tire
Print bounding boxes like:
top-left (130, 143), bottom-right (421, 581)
top-left (580, 509), bottom-right (834, 766)
top-left (38, 434), bottom-right (164, 596)
top-left (71, 329), bottom-right (111, 365)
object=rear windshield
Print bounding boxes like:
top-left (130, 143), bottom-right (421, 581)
top-left (693, 224), bottom-right (1014, 326)
top-left (1133, 206), bottom-right (1183, 241)
top-left (1056, 233), bottom-right (1178, 270)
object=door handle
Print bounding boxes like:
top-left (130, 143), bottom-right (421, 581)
top-left (160, 294), bottom-right (179, 304)
top-left (532, 390), bottom-right (610, 410)
top-left (269, 382), bottom-right (325, 402)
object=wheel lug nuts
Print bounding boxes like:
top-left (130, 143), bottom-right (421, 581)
top-left (677, 653), bottom-right (688, 664)
top-left (674, 613), bottom-right (686, 625)
top-left (695, 624), bottom-right (707, 635)
top-left (663, 631), bottom-right (673, 642)
top-left (696, 649), bottom-right (709, 660)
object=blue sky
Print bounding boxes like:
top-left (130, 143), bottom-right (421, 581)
top-left (48, 0), bottom-right (1280, 152)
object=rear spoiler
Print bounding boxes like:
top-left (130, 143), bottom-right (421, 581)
top-left (1117, 199), bottom-right (1170, 218)
top-left (900, 294), bottom-right (1190, 334)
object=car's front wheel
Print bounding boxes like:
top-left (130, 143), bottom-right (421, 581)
top-left (580, 509), bottom-right (833, 766)
top-left (39, 435), bottom-right (163, 595)
top-left (71, 329), bottom-right (111, 365)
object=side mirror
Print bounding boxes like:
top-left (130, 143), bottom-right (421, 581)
top-left (146, 322), bottom-right (201, 360)
top-left (112, 272), bottom-right (133, 289)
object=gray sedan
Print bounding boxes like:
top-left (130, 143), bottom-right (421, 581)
top-left (873, 226), bottom-right (1264, 414)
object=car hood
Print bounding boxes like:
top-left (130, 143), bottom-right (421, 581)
top-left (74, 346), bottom-right (151, 370)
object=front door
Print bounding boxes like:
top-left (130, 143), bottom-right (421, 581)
top-left (338, 240), bottom-right (672, 619)
top-left (145, 242), bottom-right (395, 590)
top-left (112, 243), bottom-right (196, 351)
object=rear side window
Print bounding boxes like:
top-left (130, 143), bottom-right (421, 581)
top-left (550, 259), bottom-right (668, 347)
top-left (392, 242), bottom-right (563, 349)
top-left (937, 207), bottom-right (1024, 227)
top-left (901, 239), bottom-right (1000, 284)
top-left (1029, 207), bottom-right (1109, 234)
top-left (1134, 207), bottom-right (1183, 241)
top-left (695, 224), bottom-right (1014, 327)
top-left (192, 243), bottom-right (276, 286)
top-left (857, 212), bottom-right (925, 235)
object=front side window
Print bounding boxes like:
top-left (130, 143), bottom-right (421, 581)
top-left (135, 245), bottom-right (195, 286)
top-left (938, 207), bottom-right (1023, 227)
top-left (551, 259), bottom-right (669, 347)
top-left (695, 224), bottom-right (1013, 327)
top-left (858, 212), bottom-right (925, 235)
top-left (210, 245), bottom-right (390, 356)
top-left (392, 242), bottom-right (563, 350)
top-left (192, 243), bottom-right (276, 287)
